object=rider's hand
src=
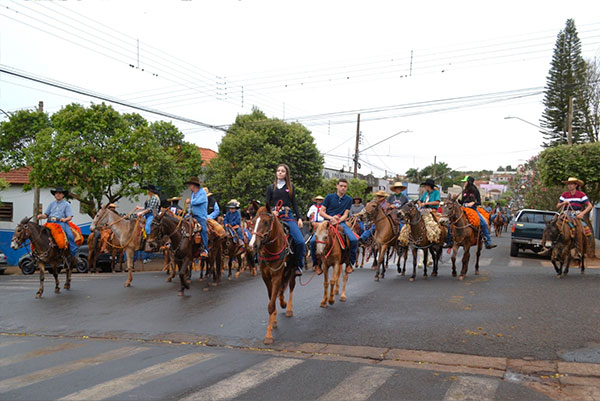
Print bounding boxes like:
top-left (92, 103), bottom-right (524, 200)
top-left (36, 214), bottom-right (43, 220)
top-left (298, 219), bottom-right (303, 229)
top-left (185, 198), bottom-right (191, 205)
top-left (272, 210), bottom-right (279, 217)
top-left (576, 212), bottom-right (584, 220)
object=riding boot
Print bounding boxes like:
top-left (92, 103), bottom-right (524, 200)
top-left (345, 264), bottom-right (354, 274)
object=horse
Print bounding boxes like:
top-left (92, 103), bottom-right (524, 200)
top-left (88, 228), bottom-right (125, 273)
top-left (91, 205), bottom-right (144, 287)
top-left (223, 224), bottom-right (256, 279)
top-left (542, 214), bottom-right (586, 278)
top-left (145, 210), bottom-right (197, 296)
top-left (399, 202), bottom-right (446, 281)
top-left (492, 212), bottom-right (505, 237)
top-left (249, 205), bottom-right (296, 345)
top-left (347, 215), bottom-right (368, 269)
top-left (439, 196), bottom-right (483, 280)
top-left (313, 221), bottom-right (350, 307)
top-left (11, 217), bottom-right (75, 298)
top-left (361, 200), bottom-right (398, 281)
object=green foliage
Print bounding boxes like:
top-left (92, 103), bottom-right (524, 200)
top-left (315, 178), bottom-right (367, 201)
top-left (0, 178), bottom-right (8, 204)
top-left (206, 109), bottom-right (323, 212)
top-left (538, 142), bottom-right (600, 205)
top-left (509, 155), bottom-right (564, 211)
top-left (0, 109), bottom-right (51, 170)
top-left (582, 57), bottom-right (600, 142)
top-left (3, 102), bottom-right (203, 217)
top-left (541, 19), bottom-right (589, 146)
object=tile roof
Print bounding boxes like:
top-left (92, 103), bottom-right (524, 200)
top-left (0, 166), bottom-right (32, 184)
top-left (198, 147), bottom-right (218, 166)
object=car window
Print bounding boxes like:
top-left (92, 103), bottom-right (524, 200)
top-left (518, 212), bottom-right (555, 224)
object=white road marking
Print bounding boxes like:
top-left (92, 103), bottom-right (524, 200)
top-left (0, 342), bottom-right (84, 367)
top-left (540, 260), bottom-right (553, 268)
top-left (508, 259), bottom-right (523, 267)
top-left (180, 357), bottom-right (303, 401)
top-left (0, 346), bottom-right (147, 393)
top-left (59, 352), bottom-right (216, 401)
top-left (319, 366), bottom-right (395, 401)
top-left (443, 375), bottom-right (499, 401)
top-left (478, 258), bottom-right (492, 267)
top-left (0, 339), bottom-right (25, 348)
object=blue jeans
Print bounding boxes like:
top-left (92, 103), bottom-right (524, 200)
top-left (359, 225), bottom-right (376, 242)
top-left (58, 222), bottom-right (78, 258)
top-left (310, 221), bottom-right (357, 266)
top-left (282, 211), bottom-right (305, 268)
top-left (194, 216), bottom-right (208, 251)
top-left (145, 214), bottom-right (153, 235)
top-left (134, 250), bottom-right (147, 262)
top-left (472, 208), bottom-right (492, 245)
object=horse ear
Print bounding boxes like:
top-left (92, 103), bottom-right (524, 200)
top-left (451, 193), bottom-right (458, 201)
top-left (20, 216), bottom-right (31, 224)
top-left (264, 199), bottom-right (271, 211)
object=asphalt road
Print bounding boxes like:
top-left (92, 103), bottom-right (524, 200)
top-left (1, 234), bottom-right (599, 400)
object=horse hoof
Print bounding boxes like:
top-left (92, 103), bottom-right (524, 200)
top-left (556, 274), bottom-right (561, 279)
top-left (409, 277), bottom-right (414, 282)
top-left (125, 282), bottom-right (131, 287)
top-left (423, 276), bottom-right (427, 280)
top-left (280, 302), bottom-right (287, 309)
top-left (452, 273), bottom-right (457, 277)
top-left (340, 295), bottom-right (346, 302)
top-left (177, 291), bottom-right (184, 296)
top-left (264, 337), bottom-right (274, 345)
top-left (432, 273), bottom-right (437, 277)
top-left (203, 287), bottom-right (209, 292)
top-left (35, 293), bottom-right (42, 299)
top-left (320, 302), bottom-right (327, 308)
top-left (328, 299), bottom-right (334, 305)
top-left (55, 288), bottom-right (60, 293)
top-left (334, 289), bottom-right (339, 295)
top-left (285, 310), bottom-right (294, 317)
top-left (458, 276), bottom-right (465, 281)
top-left (64, 284), bottom-right (70, 290)
top-left (374, 276), bottom-right (379, 282)
top-left (166, 278), bottom-right (172, 283)
top-left (210, 282), bottom-right (218, 287)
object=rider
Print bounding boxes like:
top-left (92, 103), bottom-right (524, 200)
top-left (459, 176), bottom-right (496, 249)
top-left (350, 196), bottom-right (365, 232)
top-left (311, 178), bottom-right (358, 275)
top-left (358, 190), bottom-right (388, 243)
top-left (417, 179), bottom-right (441, 210)
top-left (136, 184), bottom-right (161, 236)
top-left (167, 197), bottom-right (183, 216)
top-left (307, 195), bottom-right (326, 223)
top-left (36, 186), bottom-right (78, 259)
top-left (557, 177), bottom-right (592, 221)
top-left (223, 199), bottom-right (245, 247)
top-left (184, 176), bottom-right (208, 258)
top-left (265, 164), bottom-right (305, 276)
top-left (204, 187), bottom-right (220, 220)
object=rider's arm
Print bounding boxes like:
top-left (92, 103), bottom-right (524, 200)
top-left (579, 201), bottom-right (593, 218)
top-left (338, 209), bottom-right (350, 223)
top-left (319, 205), bottom-right (336, 221)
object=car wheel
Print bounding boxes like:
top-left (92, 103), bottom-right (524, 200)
top-left (510, 242), bottom-right (519, 257)
top-left (19, 257), bottom-right (36, 275)
top-left (75, 256), bottom-right (88, 273)
top-left (0, 269), bottom-right (5, 275)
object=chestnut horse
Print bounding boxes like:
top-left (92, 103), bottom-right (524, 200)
top-left (249, 206), bottom-right (296, 345)
top-left (542, 214), bottom-right (586, 278)
top-left (439, 196), bottom-right (483, 280)
top-left (11, 217), bottom-right (75, 298)
top-left (313, 221), bottom-right (350, 307)
top-left (492, 212), bottom-right (505, 237)
top-left (361, 200), bottom-right (398, 281)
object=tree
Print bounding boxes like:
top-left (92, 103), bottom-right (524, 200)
top-left (404, 168), bottom-right (422, 184)
top-left (0, 108), bottom-right (51, 171)
top-left (582, 57), bottom-right (600, 142)
top-left (497, 166), bottom-right (505, 172)
top-left (206, 108), bottom-right (323, 212)
top-left (508, 155), bottom-right (564, 212)
top-left (540, 19), bottom-right (588, 147)
top-left (24, 103), bottom-right (202, 216)
top-left (0, 178), bottom-right (8, 203)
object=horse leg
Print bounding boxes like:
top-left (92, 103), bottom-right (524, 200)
top-left (451, 245), bottom-right (458, 277)
top-left (381, 245), bottom-right (388, 279)
top-left (402, 248), bottom-right (408, 276)
top-left (264, 275), bottom-right (281, 344)
top-left (36, 262), bottom-right (46, 298)
top-left (431, 248), bottom-right (438, 277)
top-left (321, 264), bottom-right (329, 308)
top-left (422, 249), bottom-right (428, 279)
top-left (410, 247), bottom-right (417, 282)
top-left (178, 257), bottom-right (192, 296)
top-left (459, 246), bottom-right (471, 280)
top-left (329, 263), bottom-right (340, 305)
top-left (340, 267), bottom-right (349, 302)
top-left (64, 258), bottom-right (72, 290)
top-left (118, 250), bottom-right (124, 272)
top-left (124, 249), bottom-right (134, 287)
top-left (52, 263), bottom-right (60, 293)
top-left (474, 239), bottom-right (483, 275)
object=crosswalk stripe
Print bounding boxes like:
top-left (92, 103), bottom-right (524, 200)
top-left (0, 339), bottom-right (25, 348)
top-left (540, 260), bottom-right (553, 268)
top-left (508, 260), bottom-right (523, 267)
top-left (478, 258), bottom-right (492, 267)
top-left (319, 366), bottom-right (395, 401)
top-left (0, 342), bottom-right (84, 367)
top-left (443, 375), bottom-right (499, 401)
top-left (0, 346), bottom-right (147, 393)
top-left (180, 357), bottom-right (303, 401)
top-left (58, 352), bottom-right (216, 401)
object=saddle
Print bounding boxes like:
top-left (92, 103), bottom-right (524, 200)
top-left (45, 222), bottom-right (84, 250)
top-left (462, 207), bottom-right (490, 228)
top-left (207, 218), bottom-right (226, 238)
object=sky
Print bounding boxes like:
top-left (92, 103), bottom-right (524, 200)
top-left (1, 0), bottom-right (599, 179)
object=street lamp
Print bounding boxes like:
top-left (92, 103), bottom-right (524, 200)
top-left (504, 116), bottom-right (541, 129)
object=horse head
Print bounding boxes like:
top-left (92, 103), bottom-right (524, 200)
top-left (90, 204), bottom-right (109, 232)
top-left (440, 194), bottom-right (460, 222)
top-left (249, 206), bottom-right (274, 250)
top-left (145, 209), bottom-right (169, 252)
top-left (542, 216), bottom-right (560, 249)
top-left (313, 221), bottom-right (330, 256)
top-left (11, 216), bottom-right (33, 249)
top-left (399, 201), bottom-right (419, 223)
top-left (362, 199), bottom-right (381, 222)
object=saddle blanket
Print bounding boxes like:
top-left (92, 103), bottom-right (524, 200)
top-left (462, 207), bottom-right (490, 228)
top-left (45, 222), bottom-right (84, 249)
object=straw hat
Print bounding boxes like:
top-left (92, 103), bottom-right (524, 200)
top-left (390, 181), bottom-right (407, 190)
top-left (563, 177), bottom-right (584, 187)
top-left (167, 196), bottom-right (181, 202)
top-left (374, 190), bottom-right (388, 198)
top-left (107, 203), bottom-right (117, 209)
top-left (312, 195), bottom-right (324, 201)
top-left (203, 187), bottom-right (213, 197)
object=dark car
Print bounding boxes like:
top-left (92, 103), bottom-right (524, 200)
top-left (0, 251), bottom-right (7, 275)
top-left (510, 209), bottom-right (558, 257)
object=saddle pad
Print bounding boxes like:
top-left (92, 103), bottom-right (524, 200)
top-left (45, 223), bottom-right (67, 249)
top-left (68, 222), bottom-right (85, 246)
top-left (207, 218), bottom-right (226, 237)
top-left (461, 207), bottom-right (489, 228)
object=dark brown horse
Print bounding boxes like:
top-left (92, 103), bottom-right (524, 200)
top-left (145, 210), bottom-right (198, 296)
top-left (439, 196), bottom-right (483, 280)
top-left (542, 214), bottom-right (586, 277)
top-left (313, 221), bottom-right (350, 307)
top-left (11, 217), bottom-right (75, 298)
top-left (361, 200), bottom-right (398, 281)
top-left (249, 206), bottom-right (296, 345)
top-left (492, 212), bottom-right (505, 237)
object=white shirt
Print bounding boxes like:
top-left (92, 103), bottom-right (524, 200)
top-left (307, 204), bottom-right (325, 222)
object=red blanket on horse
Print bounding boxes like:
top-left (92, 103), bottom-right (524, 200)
top-left (44, 222), bottom-right (84, 249)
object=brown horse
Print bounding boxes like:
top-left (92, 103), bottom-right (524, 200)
top-left (88, 228), bottom-right (124, 273)
top-left (197, 221), bottom-right (225, 286)
top-left (249, 206), bottom-right (296, 345)
top-left (145, 210), bottom-right (198, 296)
top-left (223, 225), bottom-right (256, 279)
top-left (347, 215), bottom-right (369, 269)
top-left (439, 196), bottom-right (483, 280)
top-left (91, 205), bottom-right (144, 287)
top-left (361, 200), bottom-right (398, 281)
top-left (542, 214), bottom-right (586, 277)
top-left (492, 212), bottom-right (505, 237)
top-left (399, 202), bottom-right (446, 281)
top-left (11, 217), bottom-right (75, 298)
top-left (313, 221), bottom-right (350, 307)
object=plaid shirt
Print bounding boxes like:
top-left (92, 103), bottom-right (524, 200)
top-left (144, 195), bottom-right (161, 216)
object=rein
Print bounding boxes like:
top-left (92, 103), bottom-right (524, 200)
top-left (254, 210), bottom-right (289, 270)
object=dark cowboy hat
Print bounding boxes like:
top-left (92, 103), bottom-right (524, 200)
top-left (420, 179), bottom-right (438, 189)
top-left (50, 187), bottom-right (69, 196)
top-left (184, 176), bottom-right (201, 186)
top-left (353, 196), bottom-right (363, 202)
top-left (141, 184), bottom-right (161, 194)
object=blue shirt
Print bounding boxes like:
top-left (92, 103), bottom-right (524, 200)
top-left (208, 200), bottom-right (220, 220)
top-left (190, 189), bottom-right (208, 219)
top-left (223, 210), bottom-right (241, 226)
top-left (419, 190), bottom-right (441, 209)
top-left (322, 193), bottom-right (352, 217)
top-left (44, 199), bottom-right (73, 220)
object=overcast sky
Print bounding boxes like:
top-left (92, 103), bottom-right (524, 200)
top-left (1, 0), bottom-right (599, 178)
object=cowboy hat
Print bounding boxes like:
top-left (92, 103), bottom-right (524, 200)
top-left (107, 203), bottom-right (117, 209)
top-left (353, 196), bottom-right (363, 202)
top-left (184, 176), bottom-right (201, 186)
top-left (202, 187), bottom-right (213, 197)
top-left (141, 184), bottom-right (161, 194)
top-left (167, 196), bottom-right (182, 202)
top-left (390, 181), bottom-right (407, 190)
top-left (226, 199), bottom-right (241, 208)
top-left (563, 177), bottom-right (584, 187)
top-left (374, 190), bottom-right (388, 197)
top-left (312, 195), bottom-right (324, 201)
top-left (420, 178), bottom-right (438, 189)
top-left (50, 187), bottom-right (69, 196)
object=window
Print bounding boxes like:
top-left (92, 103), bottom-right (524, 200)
top-left (518, 212), bottom-right (555, 224)
top-left (0, 202), bottom-right (13, 222)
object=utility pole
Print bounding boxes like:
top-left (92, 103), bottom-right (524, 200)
top-left (32, 101), bottom-right (42, 223)
top-left (567, 95), bottom-right (573, 145)
top-left (432, 155), bottom-right (437, 179)
top-left (353, 113), bottom-right (360, 179)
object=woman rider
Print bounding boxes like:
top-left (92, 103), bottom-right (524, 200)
top-left (459, 176), bottom-right (496, 249)
top-left (265, 164), bottom-right (305, 276)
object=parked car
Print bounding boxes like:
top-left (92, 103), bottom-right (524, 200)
top-left (510, 209), bottom-right (558, 257)
top-left (0, 251), bottom-right (7, 274)
top-left (18, 245), bottom-right (90, 275)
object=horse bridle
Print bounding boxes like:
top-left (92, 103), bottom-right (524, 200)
top-left (444, 201), bottom-right (472, 230)
top-left (252, 212), bottom-right (277, 247)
